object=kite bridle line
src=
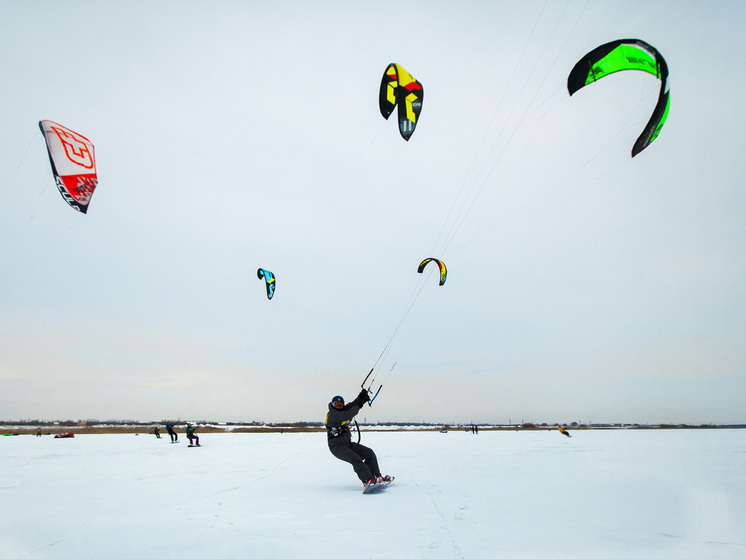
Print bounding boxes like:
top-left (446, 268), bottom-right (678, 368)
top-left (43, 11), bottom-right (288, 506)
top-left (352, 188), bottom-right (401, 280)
top-left (328, 7), bottom-right (576, 413)
top-left (358, 6), bottom-right (594, 410)
top-left (360, 269), bottom-right (438, 406)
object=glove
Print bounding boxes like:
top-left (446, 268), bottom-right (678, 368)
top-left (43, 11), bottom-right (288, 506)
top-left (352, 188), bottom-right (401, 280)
top-left (358, 388), bottom-right (370, 403)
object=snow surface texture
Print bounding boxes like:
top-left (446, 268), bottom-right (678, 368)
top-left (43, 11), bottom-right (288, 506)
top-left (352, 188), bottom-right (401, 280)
top-left (1, 430), bottom-right (745, 558)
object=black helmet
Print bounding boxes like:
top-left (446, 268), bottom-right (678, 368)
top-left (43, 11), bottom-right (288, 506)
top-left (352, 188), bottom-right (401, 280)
top-left (331, 395), bottom-right (344, 406)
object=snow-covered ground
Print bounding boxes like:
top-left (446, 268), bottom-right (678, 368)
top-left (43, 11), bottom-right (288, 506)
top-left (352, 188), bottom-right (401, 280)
top-left (1, 429), bottom-right (744, 558)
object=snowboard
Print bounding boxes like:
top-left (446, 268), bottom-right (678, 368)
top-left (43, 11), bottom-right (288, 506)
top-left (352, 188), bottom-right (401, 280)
top-left (362, 477), bottom-right (394, 494)
top-left (187, 444), bottom-right (201, 447)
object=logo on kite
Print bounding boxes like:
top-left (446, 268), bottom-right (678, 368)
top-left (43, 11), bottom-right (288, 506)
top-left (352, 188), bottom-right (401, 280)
top-left (379, 63), bottom-right (424, 141)
top-left (567, 39), bottom-right (670, 157)
top-left (417, 258), bottom-right (447, 286)
top-left (257, 268), bottom-right (276, 300)
top-left (38, 120), bottom-right (98, 214)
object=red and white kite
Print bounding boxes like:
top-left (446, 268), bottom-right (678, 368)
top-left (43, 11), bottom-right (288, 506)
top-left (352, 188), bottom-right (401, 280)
top-left (38, 120), bottom-right (98, 214)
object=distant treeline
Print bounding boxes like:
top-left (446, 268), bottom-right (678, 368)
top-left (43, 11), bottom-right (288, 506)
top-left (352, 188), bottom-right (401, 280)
top-left (0, 419), bottom-right (266, 427)
top-left (2, 420), bottom-right (744, 429)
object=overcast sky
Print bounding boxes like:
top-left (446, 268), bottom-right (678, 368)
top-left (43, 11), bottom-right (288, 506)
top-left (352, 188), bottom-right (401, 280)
top-left (1, 1), bottom-right (744, 424)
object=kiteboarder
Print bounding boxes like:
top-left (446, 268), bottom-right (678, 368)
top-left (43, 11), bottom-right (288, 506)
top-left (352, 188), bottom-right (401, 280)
top-left (186, 424), bottom-right (200, 447)
top-left (325, 390), bottom-right (391, 488)
top-left (559, 425), bottom-right (571, 438)
top-left (166, 423), bottom-right (178, 442)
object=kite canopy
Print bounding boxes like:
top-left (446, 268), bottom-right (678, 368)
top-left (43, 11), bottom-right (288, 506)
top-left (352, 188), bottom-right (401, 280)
top-left (257, 268), bottom-right (276, 300)
top-left (38, 120), bottom-right (98, 213)
top-left (417, 258), bottom-right (447, 286)
top-left (567, 39), bottom-right (670, 157)
top-left (378, 63), bottom-right (424, 141)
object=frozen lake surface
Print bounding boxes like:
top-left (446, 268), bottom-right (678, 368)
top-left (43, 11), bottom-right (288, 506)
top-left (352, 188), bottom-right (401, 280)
top-left (1, 429), bottom-right (745, 558)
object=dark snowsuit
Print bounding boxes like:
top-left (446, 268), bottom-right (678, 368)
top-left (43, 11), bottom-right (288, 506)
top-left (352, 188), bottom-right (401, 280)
top-left (166, 424), bottom-right (177, 442)
top-left (326, 393), bottom-right (380, 484)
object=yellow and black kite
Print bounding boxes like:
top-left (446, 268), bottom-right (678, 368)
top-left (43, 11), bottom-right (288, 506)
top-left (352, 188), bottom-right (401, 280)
top-left (378, 63), bottom-right (424, 141)
top-left (418, 258), bottom-right (446, 286)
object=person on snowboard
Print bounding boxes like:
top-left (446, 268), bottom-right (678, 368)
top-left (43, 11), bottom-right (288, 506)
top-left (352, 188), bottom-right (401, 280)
top-left (559, 425), bottom-right (571, 438)
top-left (166, 423), bottom-right (178, 442)
top-left (186, 424), bottom-right (200, 447)
top-left (325, 389), bottom-right (391, 489)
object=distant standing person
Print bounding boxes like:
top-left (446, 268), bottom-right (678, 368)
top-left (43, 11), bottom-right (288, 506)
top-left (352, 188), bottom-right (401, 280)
top-left (166, 423), bottom-right (178, 442)
top-left (153, 426), bottom-right (161, 439)
top-left (325, 390), bottom-right (391, 489)
top-left (186, 424), bottom-right (200, 447)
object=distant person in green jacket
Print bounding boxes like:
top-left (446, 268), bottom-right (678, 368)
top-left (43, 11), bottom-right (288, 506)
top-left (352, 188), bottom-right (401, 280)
top-left (186, 424), bottom-right (200, 447)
